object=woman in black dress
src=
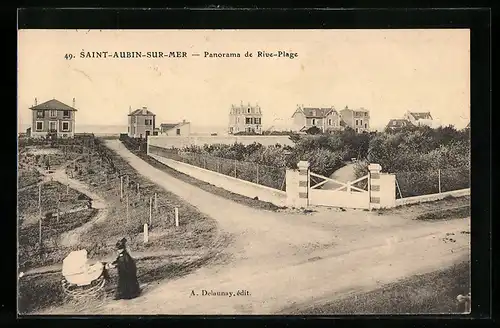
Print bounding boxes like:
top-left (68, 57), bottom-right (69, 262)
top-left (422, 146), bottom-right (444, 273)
top-left (109, 238), bottom-right (141, 300)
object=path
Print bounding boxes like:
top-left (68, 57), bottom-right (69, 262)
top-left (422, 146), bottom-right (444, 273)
top-left (31, 163), bottom-right (108, 248)
top-left (322, 163), bottom-right (357, 190)
top-left (42, 140), bottom-right (470, 315)
top-left (21, 249), bottom-right (209, 276)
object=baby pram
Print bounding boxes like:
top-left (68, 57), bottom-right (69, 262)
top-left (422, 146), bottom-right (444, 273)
top-left (61, 250), bottom-right (109, 299)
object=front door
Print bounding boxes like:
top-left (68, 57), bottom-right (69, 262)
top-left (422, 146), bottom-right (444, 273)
top-left (146, 130), bottom-right (150, 137)
top-left (49, 121), bottom-right (57, 132)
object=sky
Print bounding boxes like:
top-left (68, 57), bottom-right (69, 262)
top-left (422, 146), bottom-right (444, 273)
top-left (18, 29), bottom-right (470, 131)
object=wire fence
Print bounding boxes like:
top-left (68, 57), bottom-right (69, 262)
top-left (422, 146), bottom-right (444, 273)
top-left (394, 166), bottom-right (470, 198)
top-left (149, 145), bottom-right (286, 191)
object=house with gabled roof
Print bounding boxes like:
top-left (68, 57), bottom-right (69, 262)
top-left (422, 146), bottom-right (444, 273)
top-left (228, 102), bottom-right (263, 134)
top-left (291, 105), bottom-right (342, 133)
top-left (159, 120), bottom-right (191, 136)
top-left (403, 110), bottom-right (434, 127)
top-left (128, 106), bottom-right (156, 138)
top-left (385, 118), bottom-right (413, 131)
top-left (30, 98), bottom-right (78, 138)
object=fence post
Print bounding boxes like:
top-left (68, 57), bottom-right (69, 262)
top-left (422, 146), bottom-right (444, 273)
top-left (120, 176), bottom-right (123, 200)
top-left (154, 193), bottom-right (157, 212)
top-left (438, 169), bottom-right (442, 193)
top-left (143, 224), bottom-right (149, 244)
top-left (174, 207), bottom-right (179, 227)
top-left (38, 184), bottom-right (42, 215)
top-left (126, 194), bottom-right (129, 224)
top-left (149, 197), bottom-right (153, 226)
top-left (39, 215), bottom-right (42, 248)
top-left (56, 193), bottom-right (60, 223)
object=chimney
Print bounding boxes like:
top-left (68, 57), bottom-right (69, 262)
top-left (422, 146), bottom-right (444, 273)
top-left (183, 119), bottom-right (186, 123)
top-left (142, 106), bottom-right (147, 115)
top-left (34, 98), bottom-right (37, 106)
top-left (129, 106), bottom-right (132, 114)
top-left (72, 98), bottom-right (76, 108)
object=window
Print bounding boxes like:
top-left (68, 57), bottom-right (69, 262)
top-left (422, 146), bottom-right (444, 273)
top-left (365, 123), bottom-right (367, 128)
top-left (36, 110), bottom-right (44, 118)
top-left (128, 127), bottom-right (130, 132)
top-left (63, 110), bottom-right (70, 118)
top-left (247, 108), bottom-right (251, 113)
top-left (36, 121), bottom-right (43, 131)
top-left (131, 116), bottom-right (136, 123)
top-left (328, 119), bottom-right (332, 125)
top-left (176, 129), bottom-right (181, 135)
top-left (312, 119), bottom-right (316, 125)
top-left (255, 118), bottom-right (261, 125)
top-left (145, 119), bottom-right (152, 126)
top-left (50, 110), bottom-right (57, 118)
top-left (355, 119), bottom-right (358, 125)
top-left (246, 117), bottom-right (251, 124)
top-left (49, 121), bottom-right (57, 131)
top-left (62, 122), bottom-right (70, 131)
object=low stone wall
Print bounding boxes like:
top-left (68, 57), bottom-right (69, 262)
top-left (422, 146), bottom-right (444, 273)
top-left (149, 154), bottom-right (287, 207)
top-left (395, 188), bottom-right (470, 207)
top-left (148, 135), bottom-right (295, 148)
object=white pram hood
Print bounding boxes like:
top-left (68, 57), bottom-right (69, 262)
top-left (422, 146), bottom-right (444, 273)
top-left (62, 250), bottom-right (104, 286)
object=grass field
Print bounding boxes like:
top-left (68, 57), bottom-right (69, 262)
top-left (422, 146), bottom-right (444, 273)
top-left (283, 259), bottom-right (470, 315)
top-left (18, 208), bottom-right (98, 270)
top-left (18, 180), bottom-right (88, 220)
top-left (18, 251), bottom-right (230, 314)
top-left (17, 136), bottom-right (224, 314)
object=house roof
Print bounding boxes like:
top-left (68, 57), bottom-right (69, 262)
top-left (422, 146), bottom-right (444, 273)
top-left (297, 107), bottom-right (335, 118)
top-left (30, 99), bottom-right (77, 111)
top-left (160, 121), bottom-right (190, 130)
top-left (129, 108), bottom-right (156, 116)
top-left (408, 112), bottom-right (433, 120)
top-left (339, 106), bottom-right (369, 113)
top-left (387, 119), bottom-right (412, 128)
top-left (160, 123), bottom-right (178, 130)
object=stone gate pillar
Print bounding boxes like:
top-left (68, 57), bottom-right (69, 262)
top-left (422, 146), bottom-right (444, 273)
top-left (369, 163), bottom-right (396, 209)
top-left (368, 163), bottom-right (382, 210)
top-left (297, 161), bottom-right (310, 207)
top-left (285, 161), bottom-right (310, 208)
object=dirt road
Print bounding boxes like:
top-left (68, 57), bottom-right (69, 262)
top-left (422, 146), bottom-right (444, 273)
top-left (43, 140), bottom-right (470, 315)
top-left (323, 163), bottom-right (357, 190)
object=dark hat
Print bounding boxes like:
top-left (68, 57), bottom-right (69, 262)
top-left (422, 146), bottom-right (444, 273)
top-left (116, 238), bottom-right (127, 250)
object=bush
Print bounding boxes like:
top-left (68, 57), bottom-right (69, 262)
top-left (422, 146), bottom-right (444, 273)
top-left (355, 126), bottom-right (470, 197)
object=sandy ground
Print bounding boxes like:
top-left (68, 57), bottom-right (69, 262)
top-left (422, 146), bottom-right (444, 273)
top-left (42, 140), bottom-right (470, 315)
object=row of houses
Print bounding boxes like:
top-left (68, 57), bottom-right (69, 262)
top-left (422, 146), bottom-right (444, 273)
top-left (126, 106), bottom-right (191, 138)
top-left (227, 103), bottom-right (371, 135)
top-left (228, 102), bottom-right (437, 134)
top-left (24, 97), bottom-right (438, 139)
top-left (25, 98), bottom-right (191, 139)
